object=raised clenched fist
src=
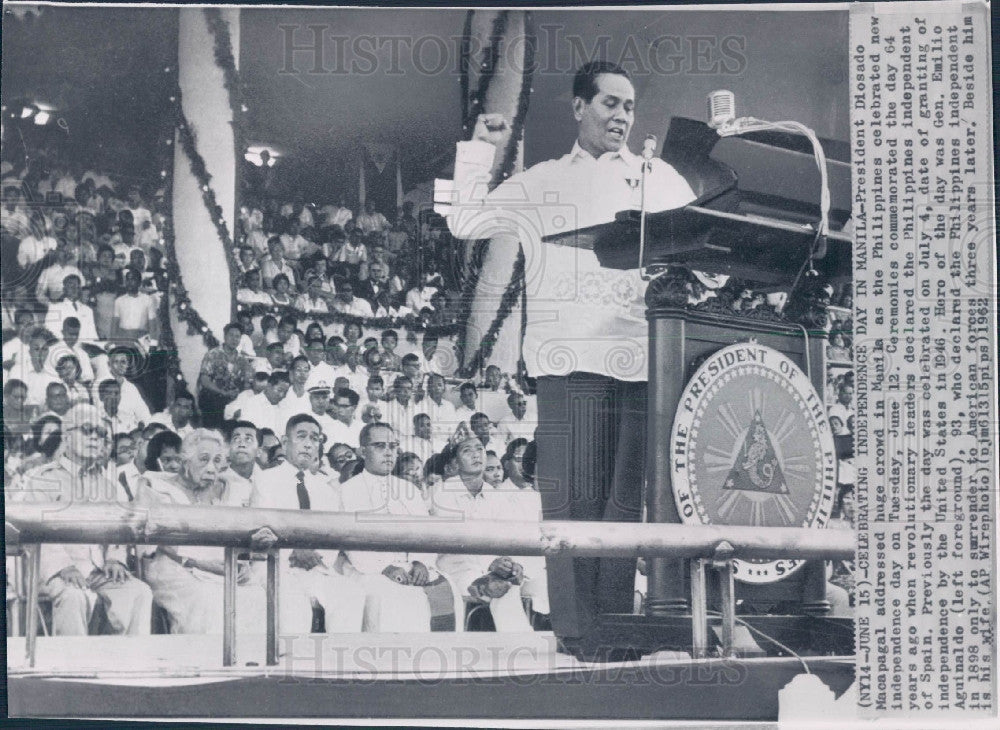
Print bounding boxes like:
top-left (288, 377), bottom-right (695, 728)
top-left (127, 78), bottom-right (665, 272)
top-left (472, 114), bottom-right (510, 147)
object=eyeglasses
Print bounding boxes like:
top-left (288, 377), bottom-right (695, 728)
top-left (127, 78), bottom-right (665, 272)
top-left (72, 423), bottom-right (109, 438)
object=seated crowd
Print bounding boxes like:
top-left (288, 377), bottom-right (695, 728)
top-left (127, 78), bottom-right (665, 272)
top-left (234, 194), bottom-right (460, 328)
top-left (3, 148), bottom-right (545, 638)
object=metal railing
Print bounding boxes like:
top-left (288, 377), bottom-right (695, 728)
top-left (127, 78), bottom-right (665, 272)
top-left (5, 503), bottom-right (855, 668)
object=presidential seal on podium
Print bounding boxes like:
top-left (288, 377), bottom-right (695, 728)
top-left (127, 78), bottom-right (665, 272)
top-left (670, 342), bottom-right (838, 583)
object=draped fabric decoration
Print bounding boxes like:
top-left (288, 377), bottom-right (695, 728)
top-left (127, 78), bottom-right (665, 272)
top-left (455, 10), bottom-right (535, 379)
top-left (169, 7), bottom-right (240, 389)
top-left (358, 142), bottom-right (404, 218)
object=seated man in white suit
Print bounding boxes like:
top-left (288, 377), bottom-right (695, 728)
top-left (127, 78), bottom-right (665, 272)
top-left (254, 413), bottom-right (366, 634)
top-left (338, 422), bottom-right (449, 632)
top-left (12, 404), bottom-right (152, 635)
top-left (431, 435), bottom-right (533, 632)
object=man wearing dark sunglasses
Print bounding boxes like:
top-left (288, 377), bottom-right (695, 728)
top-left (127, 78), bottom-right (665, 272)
top-left (11, 404), bottom-right (152, 636)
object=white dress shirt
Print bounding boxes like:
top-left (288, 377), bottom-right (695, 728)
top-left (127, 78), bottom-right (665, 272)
top-left (35, 264), bottom-right (85, 303)
top-left (496, 412), bottom-right (538, 444)
top-left (415, 396), bottom-right (460, 440)
top-left (324, 418), bottom-right (364, 449)
top-left (334, 297), bottom-right (374, 319)
top-left (239, 392), bottom-right (288, 435)
top-left (254, 461), bottom-right (342, 566)
top-left (279, 387), bottom-right (312, 426)
top-left (113, 292), bottom-right (156, 332)
top-left (44, 299), bottom-right (100, 343)
top-left (338, 470), bottom-right (436, 575)
top-left (17, 235), bottom-right (57, 268)
top-left (147, 411), bottom-right (195, 438)
top-left (447, 139), bottom-right (696, 381)
top-left (303, 361), bottom-right (340, 391)
top-left (431, 477), bottom-right (508, 579)
top-left (89, 377), bottom-right (151, 426)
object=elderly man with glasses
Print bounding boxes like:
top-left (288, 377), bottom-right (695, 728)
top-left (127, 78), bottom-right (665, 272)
top-left (11, 404), bottom-right (152, 635)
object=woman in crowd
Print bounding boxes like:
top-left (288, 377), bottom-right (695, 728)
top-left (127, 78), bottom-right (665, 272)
top-left (270, 273), bottom-right (294, 307)
top-left (54, 354), bottom-right (91, 406)
top-left (143, 430), bottom-right (183, 474)
top-left (304, 321), bottom-right (326, 342)
top-left (9, 414), bottom-right (65, 481)
top-left (392, 451), bottom-right (424, 495)
top-left (342, 321), bottom-right (362, 348)
top-left (136, 429), bottom-right (267, 634)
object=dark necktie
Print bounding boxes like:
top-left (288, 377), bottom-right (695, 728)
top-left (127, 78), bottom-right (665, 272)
top-left (295, 470), bottom-right (311, 510)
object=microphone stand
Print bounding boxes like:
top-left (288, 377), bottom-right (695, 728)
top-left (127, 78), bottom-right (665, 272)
top-left (638, 138), bottom-right (656, 281)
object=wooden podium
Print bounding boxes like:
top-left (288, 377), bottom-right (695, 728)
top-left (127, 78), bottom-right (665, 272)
top-left (543, 205), bottom-right (853, 660)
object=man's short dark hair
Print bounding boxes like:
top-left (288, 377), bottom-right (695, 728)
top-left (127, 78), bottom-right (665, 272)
top-left (62, 273), bottom-right (82, 286)
top-left (460, 382), bottom-right (477, 395)
top-left (142, 422), bottom-right (168, 440)
top-left (359, 421), bottom-right (394, 448)
top-left (46, 381), bottom-right (67, 396)
top-left (285, 412), bottom-right (321, 436)
top-left (333, 387), bottom-right (360, 407)
top-left (223, 322), bottom-right (242, 336)
top-left (223, 419), bottom-right (262, 445)
top-left (470, 412), bottom-right (490, 426)
top-left (381, 329), bottom-right (398, 341)
top-left (268, 371), bottom-right (290, 386)
top-left (367, 375), bottom-right (383, 386)
top-left (401, 353), bottom-right (420, 366)
top-left (572, 61), bottom-right (631, 103)
top-left (278, 314), bottom-right (298, 328)
top-left (97, 378), bottom-right (120, 397)
top-left (62, 317), bottom-right (80, 330)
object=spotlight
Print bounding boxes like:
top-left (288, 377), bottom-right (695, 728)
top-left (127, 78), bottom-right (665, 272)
top-left (20, 106), bottom-right (35, 119)
top-left (34, 111), bottom-right (50, 125)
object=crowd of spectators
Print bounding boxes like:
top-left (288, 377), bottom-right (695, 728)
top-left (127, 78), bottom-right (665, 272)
top-left (3, 146), bottom-right (549, 638)
top-left (234, 193), bottom-right (462, 327)
top-left (4, 143), bottom-right (855, 639)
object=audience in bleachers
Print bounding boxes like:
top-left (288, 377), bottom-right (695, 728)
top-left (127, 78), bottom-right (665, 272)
top-left (3, 145), bottom-right (552, 639)
top-left (17, 135), bottom-right (879, 640)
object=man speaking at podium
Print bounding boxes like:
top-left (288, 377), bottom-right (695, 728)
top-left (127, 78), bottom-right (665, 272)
top-left (443, 61), bottom-right (696, 642)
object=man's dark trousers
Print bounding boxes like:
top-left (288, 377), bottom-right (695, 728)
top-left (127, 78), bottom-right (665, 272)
top-left (535, 373), bottom-right (646, 640)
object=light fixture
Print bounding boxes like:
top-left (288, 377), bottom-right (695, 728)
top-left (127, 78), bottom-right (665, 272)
top-left (20, 106), bottom-right (35, 119)
top-left (244, 144), bottom-right (281, 167)
top-left (34, 111), bottom-right (50, 125)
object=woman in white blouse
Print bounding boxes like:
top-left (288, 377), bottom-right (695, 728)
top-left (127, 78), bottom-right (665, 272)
top-left (136, 429), bottom-right (268, 634)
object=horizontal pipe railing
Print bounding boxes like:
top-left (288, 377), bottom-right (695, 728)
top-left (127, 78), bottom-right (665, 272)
top-left (5, 503), bottom-right (856, 561)
top-left (7, 503), bottom-right (855, 669)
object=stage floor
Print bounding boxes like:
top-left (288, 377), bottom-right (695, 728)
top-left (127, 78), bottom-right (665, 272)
top-left (7, 633), bottom-right (855, 720)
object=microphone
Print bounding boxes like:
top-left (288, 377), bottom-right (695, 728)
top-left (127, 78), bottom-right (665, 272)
top-left (638, 135), bottom-right (657, 277)
top-left (707, 90), bottom-right (736, 130)
top-left (642, 133), bottom-right (657, 161)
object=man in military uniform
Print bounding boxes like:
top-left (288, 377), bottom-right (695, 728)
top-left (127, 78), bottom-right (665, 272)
top-left (13, 404), bottom-right (152, 635)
